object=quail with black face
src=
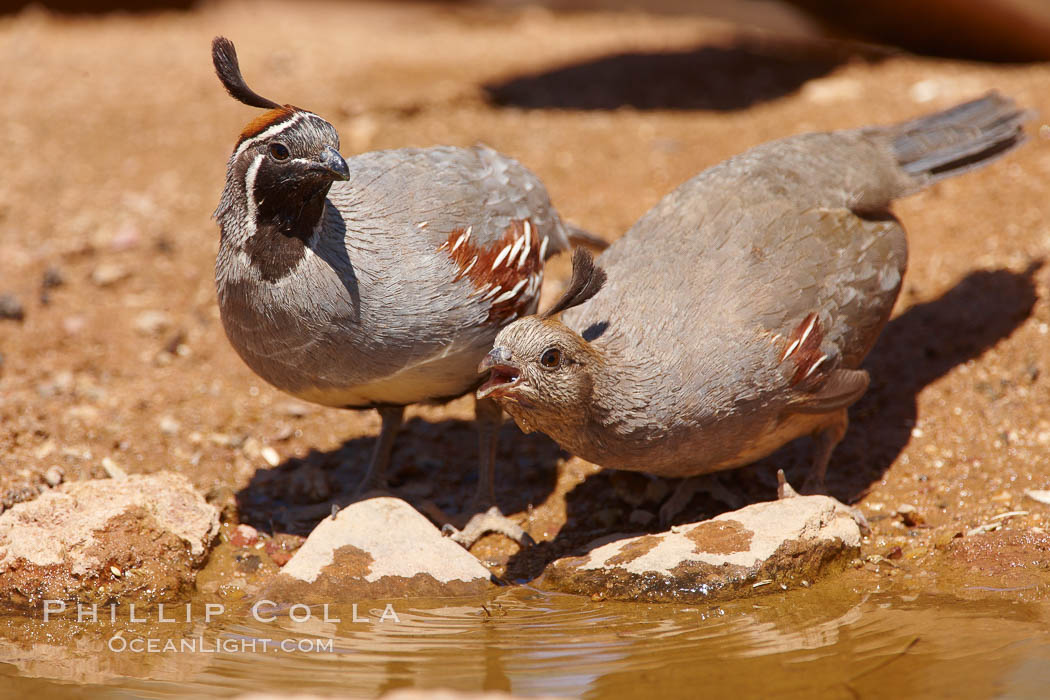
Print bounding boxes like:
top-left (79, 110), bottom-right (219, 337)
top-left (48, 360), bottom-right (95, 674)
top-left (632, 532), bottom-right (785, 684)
top-left (211, 37), bottom-right (588, 544)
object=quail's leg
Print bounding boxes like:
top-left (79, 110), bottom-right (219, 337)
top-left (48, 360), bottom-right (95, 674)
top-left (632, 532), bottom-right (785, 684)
top-left (801, 408), bottom-right (848, 495)
top-left (443, 397), bottom-right (534, 548)
top-left (800, 410), bottom-right (870, 532)
top-left (354, 405), bottom-right (404, 494)
top-left (658, 473), bottom-right (745, 527)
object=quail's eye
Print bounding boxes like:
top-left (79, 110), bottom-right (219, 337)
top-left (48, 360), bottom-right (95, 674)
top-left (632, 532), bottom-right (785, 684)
top-left (539, 347), bottom-right (562, 369)
top-left (268, 142), bottom-right (290, 161)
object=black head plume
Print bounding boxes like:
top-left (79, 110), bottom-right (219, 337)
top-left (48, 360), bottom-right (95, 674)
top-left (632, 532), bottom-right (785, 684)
top-left (542, 248), bottom-right (606, 319)
top-left (212, 36), bottom-right (282, 110)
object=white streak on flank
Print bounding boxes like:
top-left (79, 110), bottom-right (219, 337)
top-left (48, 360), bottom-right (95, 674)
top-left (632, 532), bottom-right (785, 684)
top-left (799, 315), bottom-right (818, 346)
top-left (804, 354), bottom-right (828, 379)
top-left (437, 241), bottom-right (449, 252)
top-left (243, 153), bottom-right (265, 234)
top-left (523, 220), bottom-right (532, 246)
top-left (528, 272), bottom-right (542, 296)
top-left (481, 285), bottom-right (502, 301)
top-left (493, 278), bottom-right (528, 304)
top-left (417, 221), bottom-right (428, 229)
top-left (492, 289), bottom-right (517, 305)
top-left (770, 333), bottom-right (783, 344)
top-left (781, 339), bottom-right (800, 362)
top-left (234, 112), bottom-right (304, 160)
top-left (518, 229), bottom-right (532, 268)
top-left (452, 230), bottom-right (470, 253)
top-left (491, 244), bottom-right (512, 270)
top-left (539, 235), bottom-right (550, 261)
top-left (508, 236), bottom-right (524, 265)
top-left (462, 255), bottom-right (478, 275)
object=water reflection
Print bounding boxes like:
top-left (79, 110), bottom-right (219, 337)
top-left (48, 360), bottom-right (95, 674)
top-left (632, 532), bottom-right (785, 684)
top-left (0, 586), bottom-right (1047, 699)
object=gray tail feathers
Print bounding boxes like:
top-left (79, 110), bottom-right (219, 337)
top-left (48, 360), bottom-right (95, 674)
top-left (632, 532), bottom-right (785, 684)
top-left (888, 92), bottom-right (1030, 185)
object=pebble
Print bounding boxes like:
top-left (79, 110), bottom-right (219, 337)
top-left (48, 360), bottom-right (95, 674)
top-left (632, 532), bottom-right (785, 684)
top-left (101, 457), bottom-right (127, 480)
top-left (134, 310), bottom-right (173, 336)
top-left (261, 446), bottom-right (281, 467)
top-left (279, 401), bottom-right (312, 418)
top-left (90, 263), bottom-right (129, 287)
top-left (897, 504), bottom-right (924, 527)
top-left (230, 523), bottom-right (260, 548)
top-left (158, 415), bottom-right (180, 435)
top-left (1025, 490), bottom-right (1050, 505)
top-left (44, 467), bottom-right (64, 487)
top-left (0, 294), bottom-right (25, 322)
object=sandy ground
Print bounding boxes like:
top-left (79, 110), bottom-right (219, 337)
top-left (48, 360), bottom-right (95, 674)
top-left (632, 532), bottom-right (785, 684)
top-left (2, 0), bottom-right (1049, 589)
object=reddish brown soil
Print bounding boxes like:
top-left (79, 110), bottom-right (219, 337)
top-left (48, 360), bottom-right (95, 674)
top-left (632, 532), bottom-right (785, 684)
top-left (2, 0), bottom-right (1049, 594)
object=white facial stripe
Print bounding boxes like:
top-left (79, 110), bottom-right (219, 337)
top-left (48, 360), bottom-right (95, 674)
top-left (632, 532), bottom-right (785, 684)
top-left (243, 153), bottom-right (265, 233)
top-left (234, 112), bottom-right (304, 160)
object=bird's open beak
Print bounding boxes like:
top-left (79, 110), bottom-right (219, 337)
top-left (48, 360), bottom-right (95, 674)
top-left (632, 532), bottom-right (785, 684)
top-left (315, 145), bottom-right (350, 181)
top-left (477, 347), bottom-right (522, 400)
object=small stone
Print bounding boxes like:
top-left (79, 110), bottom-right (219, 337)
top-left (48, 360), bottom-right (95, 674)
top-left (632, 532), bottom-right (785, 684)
top-left (0, 294), bottom-right (25, 322)
top-left (262, 497), bottom-right (494, 602)
top-left (109, 223), bottom-right (140, 251)
top-left (235, 553), bottom-right (262, 574)
top-left (44, 467), bottom-right (64, 487)
top-left (261, 446), bottom-right (281, 467)
top-left (134, 310), bottom-right (173, 336)
top-left (40, 266), bottom-right (64, 304)
top-left (886, 546), bottom-right (903, 560)
top-left (158, 415), bottom-right (180, 435)
top-left (101, 457), bottom-right (127, 480)
top-left (41, 266), bottom-right (64, 290)
top-left (279, 401), bottom-right (312, 418)
top-left (264, 533), bottom-right (306, 567)
top-left (62, 315), bottom-right (86, 334)
top-left (90, 263), bottom-right (129, 287)
top-left (897, 504), bottom-right (924, 527)
top-left (1025, 490), bottom-right (1050, 505)
top-left (272, 424), bottom-right (295, 442)
top-left (230, 523), bottom-right (259, 548)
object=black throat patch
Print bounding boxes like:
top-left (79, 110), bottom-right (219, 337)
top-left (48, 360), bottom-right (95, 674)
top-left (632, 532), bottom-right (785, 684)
top-left (242, 159), bottom-right (332, 283)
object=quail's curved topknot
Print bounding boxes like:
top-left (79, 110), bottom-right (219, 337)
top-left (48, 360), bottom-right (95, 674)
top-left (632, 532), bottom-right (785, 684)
top-left (542, 248), bottom-right (606, 319)
top-left (212, 36), bottom-right (282, 110)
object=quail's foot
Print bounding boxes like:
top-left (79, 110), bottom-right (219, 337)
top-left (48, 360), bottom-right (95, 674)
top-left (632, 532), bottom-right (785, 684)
top-left (658, 473), bottom-right (747, 527)
top-left (437, 396), bottom-right (536, 548)
top-left (441, 505), bottom-right (535, 549)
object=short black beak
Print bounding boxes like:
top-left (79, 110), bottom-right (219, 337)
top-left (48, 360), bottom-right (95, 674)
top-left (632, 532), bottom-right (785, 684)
top-left (318, 145), bottom-right (350, 181)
